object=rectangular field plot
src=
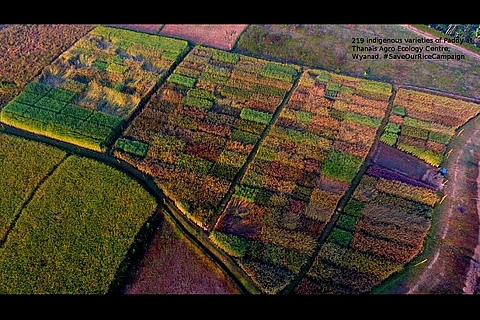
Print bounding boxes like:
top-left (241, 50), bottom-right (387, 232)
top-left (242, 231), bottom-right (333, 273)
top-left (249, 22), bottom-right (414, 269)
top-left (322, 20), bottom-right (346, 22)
top-left (211, 69), bottom-right (393, 293)
top-left (382, 88), bottom-right (480, 167)
top-left (159, 24), bottom-right (248, 50)
top-left (114, 45), bottom-right (301, 230)
top-left (1, 26), bottom-right (189, 152)
top-left (300, 166), bottom-right (438, 294)
top-left (105, 24), bottom-right (163, 34)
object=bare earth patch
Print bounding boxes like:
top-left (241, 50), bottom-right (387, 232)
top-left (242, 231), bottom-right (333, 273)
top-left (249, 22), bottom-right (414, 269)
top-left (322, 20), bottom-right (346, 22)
top-left (123, 212), bottom-right (241, 294)
top-left (159, 24), bottom-right (248, 50)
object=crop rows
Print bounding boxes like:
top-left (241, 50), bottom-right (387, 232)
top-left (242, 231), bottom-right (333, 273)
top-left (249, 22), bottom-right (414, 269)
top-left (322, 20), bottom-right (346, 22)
top-left (0, 132), bottom-right (67, 241)
top-left (1, 26), bottom-right (189, 152)
top-left (211, 69), bottom-right (392, 293)
top-left (0, 24), bottom-right (93, 109)
top-left (297, 165), bottom-right (438, 294)
top-left (114, 45), bottom-right (301, 230)
top-left (1, 81), bottom-right (123, 151)
top-left (0, 154), bottom-right (157, 294)
top-left (382, 88), bottom-right (480, 166)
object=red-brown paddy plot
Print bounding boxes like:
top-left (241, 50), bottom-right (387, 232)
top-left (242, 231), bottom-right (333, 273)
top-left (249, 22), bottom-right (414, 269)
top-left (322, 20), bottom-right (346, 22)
top-left (160, 25), bottom-right (248, 50)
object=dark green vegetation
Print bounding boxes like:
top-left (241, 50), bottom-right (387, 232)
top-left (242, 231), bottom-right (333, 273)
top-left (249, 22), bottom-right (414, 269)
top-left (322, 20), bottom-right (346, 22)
top-left (0, 151), bottom-right (157, 294)
top-left (1, 82), bottom-right (123, 152)
top-left (235, 24), bottom-right (480, 99)
top-left (422, 24), bottom-right (480, 52)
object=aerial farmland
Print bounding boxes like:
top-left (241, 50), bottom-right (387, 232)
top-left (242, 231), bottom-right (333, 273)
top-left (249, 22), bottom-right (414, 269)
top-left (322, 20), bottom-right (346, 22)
top-left (1, 24), bottom-right (479, 295)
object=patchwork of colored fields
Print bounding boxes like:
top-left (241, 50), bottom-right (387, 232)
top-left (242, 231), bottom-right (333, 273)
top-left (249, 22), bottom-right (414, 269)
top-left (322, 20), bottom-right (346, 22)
top-left (0, 26), bottom-right (189, 151)
top-left (0, 133), bottom-right (157, 294)
top-left (384, 88), bottom-right (480, 166)
top-left (1, 24), bottom-right (479, 295)
top-left (211, 69), bottom-right (392, 293)
top-left (114, 45), bottom-right (301, 230)
top-left (297, 163), bottom-right (439, 293)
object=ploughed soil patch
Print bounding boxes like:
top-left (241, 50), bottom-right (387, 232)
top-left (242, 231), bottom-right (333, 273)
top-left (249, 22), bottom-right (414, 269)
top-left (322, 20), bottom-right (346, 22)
top-left (159, 24), bottom-right (248, 50)
top-left (371, 141), bottom-right (444, 191)
top-left (122, 211), bottom-right (241, 294)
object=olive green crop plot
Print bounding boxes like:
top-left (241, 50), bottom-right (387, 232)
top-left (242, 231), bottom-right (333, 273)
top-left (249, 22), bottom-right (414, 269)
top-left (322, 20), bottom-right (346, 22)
top-left (0, 132), bottom-right (67, 242)
top-left (0, 153), bottom-right (157, 294)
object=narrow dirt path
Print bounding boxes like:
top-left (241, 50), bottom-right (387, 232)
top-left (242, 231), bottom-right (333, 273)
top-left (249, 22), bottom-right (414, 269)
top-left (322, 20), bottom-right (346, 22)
top-left (463, 156), bottom-right (480, 294)
top-left (400, 25), bottom-right (480, 61)
top-left (406, 118), bottom-right (480, 294)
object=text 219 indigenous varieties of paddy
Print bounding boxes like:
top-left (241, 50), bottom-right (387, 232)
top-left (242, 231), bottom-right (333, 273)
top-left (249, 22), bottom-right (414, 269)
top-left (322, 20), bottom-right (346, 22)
top-left (350, 36), bottom-right (470, 61)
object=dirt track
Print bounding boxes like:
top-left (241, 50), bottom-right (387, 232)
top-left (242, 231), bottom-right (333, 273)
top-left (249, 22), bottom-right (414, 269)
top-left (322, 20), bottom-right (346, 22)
top-left (400, 25), bottom-right (480, 61)
top-left (406, 117), bottom-right (480, 294)
top-left (463, 155), bottom-right (480, 294)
